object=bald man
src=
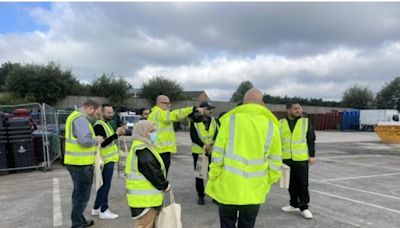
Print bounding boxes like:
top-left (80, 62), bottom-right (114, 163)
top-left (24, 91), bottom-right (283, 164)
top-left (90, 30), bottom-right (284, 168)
top-left (148, 95), bottom-right (204, 174)
top-left (205, 88), bottom-right (282, 228)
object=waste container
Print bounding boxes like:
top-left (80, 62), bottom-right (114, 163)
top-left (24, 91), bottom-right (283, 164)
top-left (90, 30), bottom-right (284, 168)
top-left (10, 138), bottom-right (34, 168)
top-left (13, 108), bottom-right (31, 118)
top-left (375, 123), bottom-right (400, 144)
top-left (0, 139), bottom-right (7, 169)
top-left (33, 133), bottom-right (46, 163)
top-left (0, 115), bottom-right (9, 169)
top-left (7, 118), bottom-right (34, 168)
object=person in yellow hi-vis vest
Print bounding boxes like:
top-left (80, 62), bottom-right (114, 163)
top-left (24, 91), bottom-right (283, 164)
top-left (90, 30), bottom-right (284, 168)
top-left (126, 120), bottom-right (171, 228)
top-left (205, 88), bottom-right (282, 228)
top-left (64, 99), bottom-right (104, 228)
top-left (280, 100), bottom-right (316, 219)
top-left (148, 95), bottom-right (205, 174)
top-left (91, 104), bottom-right (126, 220)
top-left (190, 101), bottom-right (218, 205)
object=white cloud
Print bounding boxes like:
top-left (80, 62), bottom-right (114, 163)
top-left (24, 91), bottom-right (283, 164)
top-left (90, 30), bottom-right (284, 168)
top-left (1, 3), bottom-right (400, 101)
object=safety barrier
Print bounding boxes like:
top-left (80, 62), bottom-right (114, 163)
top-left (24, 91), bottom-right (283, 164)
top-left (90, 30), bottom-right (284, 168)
top-left (0, 103), bottom-right (61, 172)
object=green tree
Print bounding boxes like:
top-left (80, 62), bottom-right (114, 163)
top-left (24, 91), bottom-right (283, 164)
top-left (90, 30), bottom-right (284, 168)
top-left (230, 81), bottom-right (254, 103)
top-left (4, 62), bottom-right (82, 105)
top-left (0, 62), bottom-right (19, 91)
top-left (341, 85), bottom-right (375, 109)
top-left (376, 77), bottom-right (400, 110)
top-left (0, 93), bottom-right (34, 105)
top-left (90, 73), bottom-right (131, 106)
top-left (141, 76), bottom-right (184, 104)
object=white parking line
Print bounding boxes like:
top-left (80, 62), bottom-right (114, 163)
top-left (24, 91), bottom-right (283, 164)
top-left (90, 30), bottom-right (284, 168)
top-left (320, 155), bottom-right (383, 159)
top-left (312, 205), bottom-right (362, 227)
top-left (318, 158), bottom-right (400, 171)
top-left (310, 189), bottom-right (400, 215)
top-left (313, 172), bottom-right (400, 182)
top-left (310, 178), bottom-right (400, 200)
top-left (53, 178), bottom-right (62, 227)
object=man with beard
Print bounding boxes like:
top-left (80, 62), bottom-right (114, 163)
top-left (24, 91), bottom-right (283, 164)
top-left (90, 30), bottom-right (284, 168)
top-left (91, 104), bottom-right (126, 220)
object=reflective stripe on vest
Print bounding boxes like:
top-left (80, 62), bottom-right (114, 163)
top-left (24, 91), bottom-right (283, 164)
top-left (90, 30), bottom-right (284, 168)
top-left (280, 118), bottom-right (309, 161)
top-left (219, 114), bottom-right (274, 178)
top-left (64, 111), bottom-right (96, 165)
top-left (153, 111), bottom-right (175, 152)
top-left (192, 118), bottom-right (217, 154)
top-left (94, 120), bottom-right (119, 163)
top-left (125, 141), bottom-right (166, 208)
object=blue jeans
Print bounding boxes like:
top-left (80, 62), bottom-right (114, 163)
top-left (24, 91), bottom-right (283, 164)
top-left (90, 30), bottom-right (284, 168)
top-left (66, 165), bottom-right (93, 228)
top-left (93, 162), bottom-right (115, 212)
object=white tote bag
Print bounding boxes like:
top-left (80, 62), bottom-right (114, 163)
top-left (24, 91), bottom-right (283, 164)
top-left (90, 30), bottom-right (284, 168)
top-left (94, 145), bottom-right (104, 191)
top-left (279, 163), bottom-right (290, 189)
top-left (194, 152), bottom-right (209, 180)
top-left (155, 190), bottom-right (182, 228)
top-left (118, 136), bottom-right (129, 179)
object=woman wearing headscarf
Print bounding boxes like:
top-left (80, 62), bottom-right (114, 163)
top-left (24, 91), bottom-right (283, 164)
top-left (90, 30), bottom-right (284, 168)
top-left (125, 120), bottom-right (171, 228)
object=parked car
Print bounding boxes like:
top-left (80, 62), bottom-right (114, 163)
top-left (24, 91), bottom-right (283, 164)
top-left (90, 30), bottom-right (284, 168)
top-left (120, 112), bottom-right (141, 135)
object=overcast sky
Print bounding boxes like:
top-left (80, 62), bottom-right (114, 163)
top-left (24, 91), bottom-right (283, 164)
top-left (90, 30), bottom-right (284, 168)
top-left (1, 2), bottom-right (400, 101)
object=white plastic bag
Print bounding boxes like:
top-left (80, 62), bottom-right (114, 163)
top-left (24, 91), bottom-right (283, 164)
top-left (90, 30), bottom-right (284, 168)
top-left (155, 190), bottom-right (182, 228)
top-left (94, 145), bottom-right (104, 191)
top-left (194, 152), bottom-right (209, 180)
top-left (279, 163), bottom-right (290, 189)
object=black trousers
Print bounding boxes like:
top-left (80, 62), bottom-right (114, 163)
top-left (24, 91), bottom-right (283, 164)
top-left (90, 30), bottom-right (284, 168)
top-left (192, 153), bottom-right (211, 198)
top-left (160, 152), bottom-right (171, 176)
top-left (219, 204), bottom-right (260, 228)
top-left (284, 160), bottom-right (310, 211)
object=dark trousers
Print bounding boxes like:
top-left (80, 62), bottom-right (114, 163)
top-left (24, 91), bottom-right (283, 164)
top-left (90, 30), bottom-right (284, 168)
top-left (160, 152), bottom-right (171, 176)
top-left (94, 162), bottom-right (115, 212)
top-left (219, 204), bottom-right (260, 228)
top-left (192, 153), bottom-right (211, 198)
top-left (284, 160), bottom-right (310, 211)
top-left (66, 165), bottom-right (93, 228)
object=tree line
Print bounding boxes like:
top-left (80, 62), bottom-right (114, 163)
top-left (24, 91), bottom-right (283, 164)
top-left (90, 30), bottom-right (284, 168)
top-left (230, 79), bottom-right (400, 110)
top-left (0, 62), bottom-right (132, 106)
top-left (1, 61), bottom-right (398, 110)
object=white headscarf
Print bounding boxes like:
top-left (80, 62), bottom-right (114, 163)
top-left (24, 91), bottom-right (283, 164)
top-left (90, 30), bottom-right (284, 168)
top-left (132, 120), bottom-right (154, 145)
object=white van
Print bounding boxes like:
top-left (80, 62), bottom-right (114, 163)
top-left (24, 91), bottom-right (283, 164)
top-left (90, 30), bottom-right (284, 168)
top-left (120, 112), bottom-right (141, 135)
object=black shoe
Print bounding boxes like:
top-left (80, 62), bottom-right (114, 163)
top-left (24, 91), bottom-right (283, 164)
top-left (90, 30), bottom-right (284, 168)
top-left (84, 219), bottom-right (94, 227)
top-left (197, 197), bottom-right (205, 205)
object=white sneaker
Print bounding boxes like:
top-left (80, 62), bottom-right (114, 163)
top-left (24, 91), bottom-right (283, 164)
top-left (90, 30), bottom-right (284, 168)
top-left (301, 209), bottom-right (313, 219)
top-left (91, 208), bottom-right (100, 216)
top-left (99, 209), bottom-right (119, 220)
top-left (281, 205), bottom-right (300, 212)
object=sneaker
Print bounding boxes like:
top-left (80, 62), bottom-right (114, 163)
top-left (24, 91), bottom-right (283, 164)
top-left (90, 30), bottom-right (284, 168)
top-left (281, 205), bottom-right (300, 212)
top-left (91, 208), bottom-right (100, 216)
top-left (197, 197), bottom-right (205, 205)
top-left (99, 209), bottom-right (119, 220)
top-left (301, 209), bottom-right (313, 219)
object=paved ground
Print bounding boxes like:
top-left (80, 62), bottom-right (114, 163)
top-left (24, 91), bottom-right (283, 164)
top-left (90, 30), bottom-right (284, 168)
top-left (1, 131), bottom-right (400, 228)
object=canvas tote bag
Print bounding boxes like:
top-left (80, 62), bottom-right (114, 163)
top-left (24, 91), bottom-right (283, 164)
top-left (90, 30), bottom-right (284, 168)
top-left (155, 189), bottom-right (182, 228)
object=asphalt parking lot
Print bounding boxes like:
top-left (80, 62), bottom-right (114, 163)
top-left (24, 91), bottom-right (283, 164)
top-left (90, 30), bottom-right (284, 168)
top-left (1, 131), bottom-right (400, 228)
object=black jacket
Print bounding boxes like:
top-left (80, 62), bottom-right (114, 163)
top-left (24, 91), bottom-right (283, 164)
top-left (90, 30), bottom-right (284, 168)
top-left (130, 147), bottom-right (169, 217)
top-left (93, 123), bottom-right (118, 148)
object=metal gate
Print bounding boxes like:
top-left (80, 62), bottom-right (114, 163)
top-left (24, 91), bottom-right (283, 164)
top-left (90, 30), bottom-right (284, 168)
top-left (0, 103), bottom-right (61, 172)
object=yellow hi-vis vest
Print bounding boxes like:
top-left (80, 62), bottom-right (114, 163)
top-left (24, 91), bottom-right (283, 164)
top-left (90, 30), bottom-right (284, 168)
top-left (125, 140), bottom-right (166, 208)
top-left (148, 105), bottom-right (193, 154)
top-left (64, 110), bottom-right (97, 165)
top-left (94, 119), bottom-right (119, 164)
top-left (205, 104), bottom-right (282, 205)
top-left (192, 117), bottom-right (218, 154)
top-left (280, 118), bottom-right (309, 161)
